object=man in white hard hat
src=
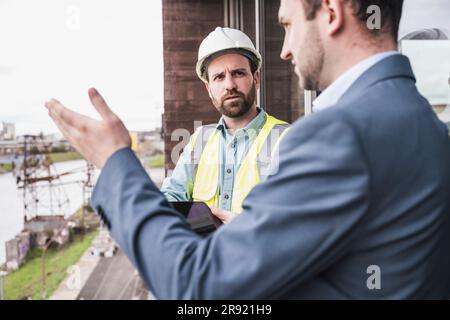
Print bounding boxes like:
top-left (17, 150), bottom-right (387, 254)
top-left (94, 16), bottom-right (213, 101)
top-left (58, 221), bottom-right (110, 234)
top-left (160, 27), bottom-right (290, 223)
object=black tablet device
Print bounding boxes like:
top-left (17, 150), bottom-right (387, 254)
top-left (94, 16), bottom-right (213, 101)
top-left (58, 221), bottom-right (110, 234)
top-left (170, 201), bottom-right (223, 236)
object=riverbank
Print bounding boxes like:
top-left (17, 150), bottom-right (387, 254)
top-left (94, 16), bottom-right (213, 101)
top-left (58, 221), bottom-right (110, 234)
top-left (0, 163), bottom-right (13, 174)
top-left (47, 151), bottom-right (84, 163)
top-left (2, 229), bottom-right (98, 300)
top-left (0, 151), bottom-right (84, 175)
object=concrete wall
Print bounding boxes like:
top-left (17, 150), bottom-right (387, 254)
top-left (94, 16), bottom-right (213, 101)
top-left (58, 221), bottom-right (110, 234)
top-left (5, 232), bottom-right (31, 271)
top-left (24, 215), bottom-right (67, 234)
top-left (5, 216), bottom-right (74, 271)
top-left (24, 216), bottom-right (70, 248)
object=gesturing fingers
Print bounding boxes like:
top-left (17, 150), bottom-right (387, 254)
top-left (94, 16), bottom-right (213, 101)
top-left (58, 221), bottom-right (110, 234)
top-left (45, 99), bottom-right (78, 141)
top-left (46, 99), bottom-right (79, 127)
top-left (46, 98), bottom-right (99, 131)
top-left (45, 90), bottom-right (130, 169)
top-left (88, 87), bottom-right (118, 122)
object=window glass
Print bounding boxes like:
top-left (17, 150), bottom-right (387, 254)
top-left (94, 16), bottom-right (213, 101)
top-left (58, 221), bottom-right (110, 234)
top-left (400, 40), bottom-right (450, 114)
top-left (399, 0), bottom-right (450, 132)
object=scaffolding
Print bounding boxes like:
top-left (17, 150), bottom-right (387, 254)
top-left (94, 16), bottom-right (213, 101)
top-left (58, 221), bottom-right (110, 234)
top-left (14, 135), bottom-right (95, 222)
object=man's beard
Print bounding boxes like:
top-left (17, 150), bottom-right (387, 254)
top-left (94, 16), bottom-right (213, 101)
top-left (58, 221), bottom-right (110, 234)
top-left (212, 83), bottom-right (256, 118)
top-left (298, 23), bottom-right (325, 91)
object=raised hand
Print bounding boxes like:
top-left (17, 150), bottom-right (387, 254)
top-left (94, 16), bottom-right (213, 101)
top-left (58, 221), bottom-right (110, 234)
top-left (45, 88), bottom-right (131, 169)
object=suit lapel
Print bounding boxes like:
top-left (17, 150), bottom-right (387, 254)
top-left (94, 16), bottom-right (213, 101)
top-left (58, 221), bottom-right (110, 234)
top-left (337, 54), bottom-right (417, 105)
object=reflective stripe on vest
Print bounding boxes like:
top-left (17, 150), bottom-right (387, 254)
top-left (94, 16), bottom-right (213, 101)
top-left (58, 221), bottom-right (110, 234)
top-left (191, 113), bottom-right (290, 213)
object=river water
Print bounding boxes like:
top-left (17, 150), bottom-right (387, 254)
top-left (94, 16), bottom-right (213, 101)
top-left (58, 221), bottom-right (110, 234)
top-left (0, 159), bottom-right (96, 264)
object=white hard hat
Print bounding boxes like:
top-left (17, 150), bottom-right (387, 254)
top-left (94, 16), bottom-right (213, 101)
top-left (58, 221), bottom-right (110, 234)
top-left (196, 27), bottom-right (262, 83)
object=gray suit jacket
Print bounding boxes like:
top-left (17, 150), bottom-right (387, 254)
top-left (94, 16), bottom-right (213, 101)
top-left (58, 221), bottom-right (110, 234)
top-left (92, 54), bottom-right (450, 299)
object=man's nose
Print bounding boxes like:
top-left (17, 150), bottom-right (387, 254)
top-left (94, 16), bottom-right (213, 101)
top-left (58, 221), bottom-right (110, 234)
top-left (280, 41), bottom-right (292, 61)
top-left (224, 73), bottom-right (237, 91)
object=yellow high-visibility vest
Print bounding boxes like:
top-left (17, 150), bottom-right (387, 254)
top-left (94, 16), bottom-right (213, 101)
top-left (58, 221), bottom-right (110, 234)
top-left (190, 113), bottom-right (290, 213)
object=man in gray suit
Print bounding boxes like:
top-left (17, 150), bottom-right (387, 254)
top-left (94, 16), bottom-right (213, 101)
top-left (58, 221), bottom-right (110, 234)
top-left (45, 0), bottom-right (450, 298)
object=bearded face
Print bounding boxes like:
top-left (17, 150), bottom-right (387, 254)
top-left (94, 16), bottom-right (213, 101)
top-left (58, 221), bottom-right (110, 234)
top-left (210, 82), bottom-right (256, 118)
top-left (206, 53), bottom-right (259, 118)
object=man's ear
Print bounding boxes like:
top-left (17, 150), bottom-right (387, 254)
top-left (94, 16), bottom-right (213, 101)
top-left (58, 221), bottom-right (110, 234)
top-left (322, 0), bottom-right (345, 36)
top-left (253, 70), bottom-right (260, 90)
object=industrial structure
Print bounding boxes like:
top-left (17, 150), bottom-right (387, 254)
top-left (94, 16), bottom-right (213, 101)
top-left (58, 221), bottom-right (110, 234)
top-left (4, 135), bottom-right (96, 272)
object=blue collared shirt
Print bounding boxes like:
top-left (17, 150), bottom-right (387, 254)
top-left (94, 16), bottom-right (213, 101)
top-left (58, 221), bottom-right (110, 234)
top-left (161, 108), bottom-right (267, 211)
top-left (313, 51), bottom-right (400, 112)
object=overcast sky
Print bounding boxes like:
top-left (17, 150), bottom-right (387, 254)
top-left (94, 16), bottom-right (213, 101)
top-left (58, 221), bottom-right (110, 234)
top-left (0, 0), bottom-right (449, 136)
top-left (0, 0), bottom-right (163, 136)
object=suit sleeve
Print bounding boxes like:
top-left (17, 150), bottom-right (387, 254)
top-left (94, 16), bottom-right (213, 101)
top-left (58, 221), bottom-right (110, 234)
top-left (91, 115), bottom-right (370, 299)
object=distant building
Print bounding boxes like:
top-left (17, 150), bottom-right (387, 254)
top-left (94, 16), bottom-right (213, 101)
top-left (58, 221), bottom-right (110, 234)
top-left (0, 122), bottom-right (15, 140)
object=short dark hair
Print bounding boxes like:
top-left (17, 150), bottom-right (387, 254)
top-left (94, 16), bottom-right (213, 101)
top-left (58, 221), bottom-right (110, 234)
top-left (301, 0), bottom-right (404, 40)
top-left (203, 49), bottom-right (259, 82)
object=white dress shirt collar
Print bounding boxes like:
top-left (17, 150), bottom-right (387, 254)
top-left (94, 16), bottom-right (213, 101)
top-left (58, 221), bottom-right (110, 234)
top-left (312, 51), bottom-right (399, 112)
